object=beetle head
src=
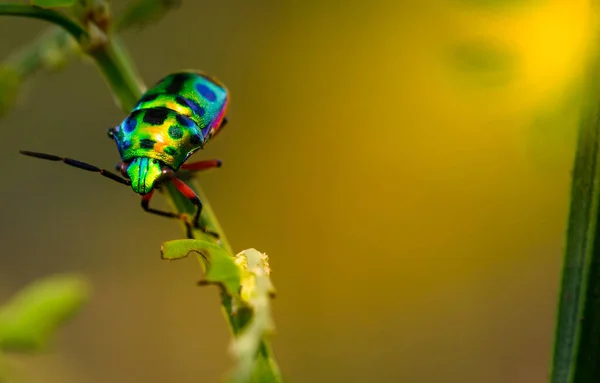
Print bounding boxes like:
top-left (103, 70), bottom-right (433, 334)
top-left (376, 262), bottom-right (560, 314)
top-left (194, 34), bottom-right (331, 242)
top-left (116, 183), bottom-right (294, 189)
top-left (122, 157), bottom-right (174, 195)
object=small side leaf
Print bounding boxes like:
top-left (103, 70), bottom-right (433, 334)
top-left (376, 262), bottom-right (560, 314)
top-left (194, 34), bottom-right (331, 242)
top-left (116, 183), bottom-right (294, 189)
top-left (30, 0), bottom-right (75, 8)
top-left (161, 239), bottom-right (241, 296)
top-left (0, 275), bottom-right (90, 353)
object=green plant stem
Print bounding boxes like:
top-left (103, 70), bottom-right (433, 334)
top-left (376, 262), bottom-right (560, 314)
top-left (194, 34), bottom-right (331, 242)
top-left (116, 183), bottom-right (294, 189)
top-left (0, 4), bottom-right (87, 41)
top-left (551, 41), bottom-right (600, 381)
top-left (164, 182), bottom-right (233, 254)
top-left (1, 0), bottom-right (179, 93)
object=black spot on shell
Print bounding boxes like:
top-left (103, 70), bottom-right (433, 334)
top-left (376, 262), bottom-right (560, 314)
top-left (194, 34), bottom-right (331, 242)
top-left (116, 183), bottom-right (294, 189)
top-left (138, 93), bottom-right (159, 104)
top-left (175, 114), bottom-right (194, 128)
top-left (168, 125), bottom-right (184, 139)
top-left (139, 138), bottom-right (156, 149)
top-left (175, 95), bottom-right (205, 117)
top-left (142, 108), bottom-right (170, 125)
top-left (165, 147), bottom-right (178, 156)
top-left (166, 73), bottom-right (192, 94)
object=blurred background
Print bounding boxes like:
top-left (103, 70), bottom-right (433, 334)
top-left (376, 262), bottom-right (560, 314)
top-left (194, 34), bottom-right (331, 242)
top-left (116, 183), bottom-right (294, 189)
top-left (0, 0), bottom-right (594, 382)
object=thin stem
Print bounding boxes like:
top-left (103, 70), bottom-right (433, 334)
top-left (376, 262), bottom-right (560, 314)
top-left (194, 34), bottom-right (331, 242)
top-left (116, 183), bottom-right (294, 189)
top-left (163, 181), bottom-right (232, 252)
top-left (1, 0), bottom-right (178, 91)
top-left (0, 4), bottom-right (87, 42)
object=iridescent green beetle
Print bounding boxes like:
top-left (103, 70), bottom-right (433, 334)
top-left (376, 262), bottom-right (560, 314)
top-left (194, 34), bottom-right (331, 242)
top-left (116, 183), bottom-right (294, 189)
top-left (20, 71), bottom-right (229, 239)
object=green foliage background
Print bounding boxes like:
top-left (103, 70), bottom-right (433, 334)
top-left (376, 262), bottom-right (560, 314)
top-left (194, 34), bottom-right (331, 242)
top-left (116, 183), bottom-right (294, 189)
top-left (0, 0), bottom-right (593, 382)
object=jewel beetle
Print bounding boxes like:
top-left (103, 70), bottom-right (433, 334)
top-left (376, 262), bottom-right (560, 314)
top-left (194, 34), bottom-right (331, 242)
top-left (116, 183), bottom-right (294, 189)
top-left (20, 70), bottom-right (229, 239)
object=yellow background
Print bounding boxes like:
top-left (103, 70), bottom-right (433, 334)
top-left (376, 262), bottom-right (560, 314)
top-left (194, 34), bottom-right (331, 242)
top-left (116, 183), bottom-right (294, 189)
top-left (0, 0), bottom-right (593, 382)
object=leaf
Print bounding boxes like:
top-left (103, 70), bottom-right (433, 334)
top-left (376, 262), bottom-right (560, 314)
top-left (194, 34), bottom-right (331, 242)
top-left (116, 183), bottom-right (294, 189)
top-left (30, 0), bottom-right (75, 8)
top-left (0, 275), bottom-right (90, 353)
top-left (161, 239), bottom-right (241, 296)
top-left (550, 41), bottom-right (600, 382)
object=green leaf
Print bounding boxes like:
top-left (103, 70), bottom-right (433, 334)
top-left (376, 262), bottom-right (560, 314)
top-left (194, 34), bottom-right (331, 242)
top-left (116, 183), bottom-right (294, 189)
top-left (161, 239), bottom-right (241, 296)
top-left (0, 275), bottom-right (90, 353)
top-left (550, 39), bottom-right (600, 382)
top-left (30, 0), bottom-right (75, 8)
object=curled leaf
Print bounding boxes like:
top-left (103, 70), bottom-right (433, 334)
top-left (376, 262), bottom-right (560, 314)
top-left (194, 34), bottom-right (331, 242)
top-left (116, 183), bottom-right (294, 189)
top-left (161, 239), bottom-right (241, 296)
top-left (0, 275), bottom-right (90, 353)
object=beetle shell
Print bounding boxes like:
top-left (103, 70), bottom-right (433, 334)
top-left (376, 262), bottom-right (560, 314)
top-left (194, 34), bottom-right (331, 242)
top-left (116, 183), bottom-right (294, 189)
top-left (113, 71), bottom-right (229, 170)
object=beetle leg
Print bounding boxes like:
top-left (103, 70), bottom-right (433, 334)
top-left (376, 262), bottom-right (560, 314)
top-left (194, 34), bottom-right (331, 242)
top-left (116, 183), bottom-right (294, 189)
top-left (170, 178), bottom-right (220, 239)
top-left (141, 190), bottom-right (196, 239)
top-left (180, 159), bottom-right (222, 172)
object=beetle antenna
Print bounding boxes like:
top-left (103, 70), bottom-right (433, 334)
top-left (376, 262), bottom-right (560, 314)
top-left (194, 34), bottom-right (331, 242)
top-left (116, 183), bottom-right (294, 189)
top-left (20, 150), bottom-right (131, 186)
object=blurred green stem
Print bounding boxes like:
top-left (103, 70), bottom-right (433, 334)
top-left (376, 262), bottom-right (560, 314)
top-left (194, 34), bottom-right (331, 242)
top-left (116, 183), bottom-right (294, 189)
top-left (551, 41), bottom-right (600, 381)
top-left (0, 4), bottom-right (87, 41)
top-left (1, 1), bottom-right (180, 80)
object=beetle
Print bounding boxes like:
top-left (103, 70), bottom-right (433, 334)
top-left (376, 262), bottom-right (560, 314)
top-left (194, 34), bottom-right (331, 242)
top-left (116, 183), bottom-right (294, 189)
top-left (20, 70), bottom-right (229, 239)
